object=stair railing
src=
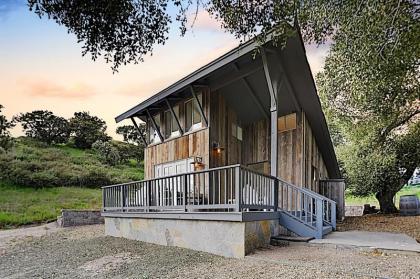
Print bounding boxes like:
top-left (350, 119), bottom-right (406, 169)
top-left (277, 178), bottom-right (336, 237)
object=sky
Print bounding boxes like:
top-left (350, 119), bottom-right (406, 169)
top-left (0, 1), bottom-right (329, 140)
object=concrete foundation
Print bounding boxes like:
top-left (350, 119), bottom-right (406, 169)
top-left (104, 216), bottom-right (279, 258)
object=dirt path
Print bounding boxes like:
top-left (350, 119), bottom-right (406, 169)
top-left (0, 225), bottom-right (419, 279)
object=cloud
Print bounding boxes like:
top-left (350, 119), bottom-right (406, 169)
top-left (20, 78), bottom-right (96, 99)
top-left (188, 9), bottom-right (222, 32)
top-left (305, 43), bottom-right (331, 75)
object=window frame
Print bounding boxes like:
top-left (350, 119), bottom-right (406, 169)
top-left (184, 93), bottom-right (203, 132)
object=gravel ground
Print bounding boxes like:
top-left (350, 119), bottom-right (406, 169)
top-left (0, 225), bottom-right (419, 279)
top-left (338, 214), bottom-right (420, 242)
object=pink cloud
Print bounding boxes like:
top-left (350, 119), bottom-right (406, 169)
top-left (188, 10), bottom-right (222, 32)
top-left (19, 78), bottom-right (95, 99)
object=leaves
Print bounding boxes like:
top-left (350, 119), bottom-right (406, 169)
top-left (13, 110), bottom-right (69, 145)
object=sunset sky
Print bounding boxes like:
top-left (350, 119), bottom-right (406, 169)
top-left (0, 1), bottom-right (329, 140)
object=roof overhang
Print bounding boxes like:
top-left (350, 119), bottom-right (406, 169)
top-left (115, 32), bottom-right (341, 179)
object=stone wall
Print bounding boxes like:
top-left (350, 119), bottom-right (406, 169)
top-left (58, 210), bottom-right (104, 227)
top-left (345, 206), bottom-right (364, 217)
top-left (104, 217), bottom-right (279, 258)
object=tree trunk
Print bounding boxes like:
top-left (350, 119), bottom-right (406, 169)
top-left (375, 190), bottom-right (398, 214)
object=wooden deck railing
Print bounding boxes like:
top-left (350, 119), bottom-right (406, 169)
top-left (102, 165), bottom-right (276, 213)
top-left (102, 164), bottom-right (336, 233)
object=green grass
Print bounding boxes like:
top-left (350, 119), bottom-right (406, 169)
top-left (345, 186), bottom-right (420, 207)
top-left (0, 181), bottom-right (101, 229)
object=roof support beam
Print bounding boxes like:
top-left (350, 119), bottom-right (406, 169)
top-left (146, 109), bottom-right (164, 143)
top-left (261, 48), bottom-right (278, 178)
top-left (209, 60), bottom-right (263, 92)
top-left (130, 116), bottom-right (148, 146)
top-left (232, 63), bottom-right (269, 119)
top-left (164, 98), bottom-right (183, 135)
top-left (275, 55), bottom-right (301, 113)
top-left (190, 86), bottom-right (208, 127)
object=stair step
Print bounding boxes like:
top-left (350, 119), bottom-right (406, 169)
top-left (270, 238), bottom-right (290, 247)
top-left (271, 235), bottom-right (314, 242)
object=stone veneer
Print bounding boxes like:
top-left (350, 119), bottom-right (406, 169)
top-left (104, 217), bottom-right (279, 258)
top-left (58, 210), bottom-right (104, 227)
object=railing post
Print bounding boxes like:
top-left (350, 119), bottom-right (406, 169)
top-left (146, 181), bottom-right (151, 212)
top-left (273, 179), bottom-right (278, 212)
top-left (331, 202), bottom-right (337, 230)
top-left (120, 186), bottom-right (125, 212)
top-left (315, 199), bottom-right (323, 239)
top-left (234, 166), bottom-right (241, 212)
top-left (183, 174), bottom-right (188, 212)
top-left (102, 188), bottom-right (105, 212)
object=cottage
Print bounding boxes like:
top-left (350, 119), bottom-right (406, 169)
top-left (102, 31), bottom-right (345, 258)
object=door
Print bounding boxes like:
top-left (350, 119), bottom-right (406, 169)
top-left (154, 158), bottom-right (194, 206)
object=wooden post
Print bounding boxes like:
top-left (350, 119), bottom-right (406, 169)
top-left (331, 203), bottom-right (337, 230)
top-left (261, 49), bottom-right (278, 178)
top-left (273, 179), bottom-right (279, 211)
top-left (183, 174), bottom-right (188, 212)
top-left (315, 199), bottom-right (323, 239)
top-left (235, 166), bottom-right (241, 212)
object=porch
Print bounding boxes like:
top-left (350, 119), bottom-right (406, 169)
top-left (102, 164), bottom-right (337, 257)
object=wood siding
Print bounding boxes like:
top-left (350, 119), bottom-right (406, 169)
top-left (209, 92), bottom-right (242, 168)
top-left (144, 89), bottom-right (210, 179)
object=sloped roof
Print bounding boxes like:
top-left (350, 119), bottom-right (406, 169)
top-left (115, 33), bottom-right (341, 179)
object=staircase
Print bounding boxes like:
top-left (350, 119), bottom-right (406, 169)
top-left (276, 178), bottom-right (336, 239)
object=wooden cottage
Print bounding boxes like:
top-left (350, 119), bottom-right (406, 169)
top-left (102, 32), bottom-right (345, 258)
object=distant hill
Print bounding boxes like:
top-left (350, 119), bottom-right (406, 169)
top-left (0, 137), bottom-right (144, 188)
top-left (0, 137), bottom-right (144, 228)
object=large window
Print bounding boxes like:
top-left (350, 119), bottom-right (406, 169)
top-left (149, 114), bottom-right (161, 144)
top-left (164, 105), bottom-right (180, 139)
top-left (185, 93), bottom-right (202, 132)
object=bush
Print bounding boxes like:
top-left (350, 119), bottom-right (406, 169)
top-left (92, 140), bottom-right (120, 166)
top-left (0, 138), bottom-right (143, 188)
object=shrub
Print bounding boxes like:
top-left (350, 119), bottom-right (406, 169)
top-left (92, 140), bottom-right (120, 166)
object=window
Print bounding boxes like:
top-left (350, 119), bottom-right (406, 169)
top-left (232, 122), bottom-right (243, 141)
top-left (164, 105), bottom-right (180, 139)
top-left (185, 93), bottom-right (202, 132)
top-left (149, 114), bottom-right (161, 144)
top-left (278, 113), bottom-right (297, 133)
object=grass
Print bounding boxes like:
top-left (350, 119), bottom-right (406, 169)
top-left (345, 186), bottom-right (420, 207)
top-left (0, 181), bottom-right (101, 229)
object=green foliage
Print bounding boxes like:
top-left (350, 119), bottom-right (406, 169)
top-left (0, 104), bottom-right (16, 150)
top-left (317, 1), bottom-right (419, 213)
top-left (0, 137), bottom-right (143, 189)
top-left (0, 181), bottom-right (101, 228)
top-left (92, 140), bottom-right (121, 166)
top-left (112, 140), bottom-right (144, 163)
top-left (13, 110), bottom-right (69, 145)
top-left (116, 124), bottom-right (146, 147)
top-left (69, 111), bottom-right (111, 149)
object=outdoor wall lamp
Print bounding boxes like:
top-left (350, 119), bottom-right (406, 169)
top-left (212, 142), bottom-right (225, 154)
top-left (190, 156), bottom-right (204, 168)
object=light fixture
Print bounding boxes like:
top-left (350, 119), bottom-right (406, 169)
top-left (212, 142), bottom-right (225, 154)
top-left (190, 156), bottom-right (204, 168)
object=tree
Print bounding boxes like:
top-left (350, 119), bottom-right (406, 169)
top-left (69, 112), bottom-right (111, 149)
top-left (0, 104), bottom-right (15, 150)
top-left (14, 110), bottom-right (70, 145)
top-left (116, 124), bottom-right (146, 147)
top-left (317, 1), bottom-right (419, 212)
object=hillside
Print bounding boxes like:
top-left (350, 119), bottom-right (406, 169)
top-left (0, 137), bottom-right (144, 228)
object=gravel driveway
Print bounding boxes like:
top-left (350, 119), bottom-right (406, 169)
top-left (0, 224), bottom-right (419, 279)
